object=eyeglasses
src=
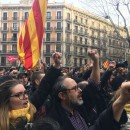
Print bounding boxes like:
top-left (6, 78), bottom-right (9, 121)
top-left (65, 85), bottom-right (79, 92)
top-left (10, 90), bottom-right (30, 100)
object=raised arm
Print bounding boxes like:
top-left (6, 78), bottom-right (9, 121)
top-left (30, 52), bottom-right (62, 110)
top-left (88, 49), bottom-right (100, 84)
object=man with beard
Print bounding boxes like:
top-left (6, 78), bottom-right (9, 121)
top-left (41, 49), bottom-right (127, 130)
top-left (30, 50), bottom-right (129, 130)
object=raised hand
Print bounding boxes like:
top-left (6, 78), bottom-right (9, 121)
top-left (108, 61), bottom-right (116, 71)
top-left (119, 81), bottom-right (130, 105)
top-left (52, 52), bottom-right (62, 68)
top-left (87, 49), bottom-right (99, 62)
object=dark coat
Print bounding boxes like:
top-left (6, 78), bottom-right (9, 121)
top-left (30, 66), bottom-right (127, 130)
top-left (46, 98), bottom-right (127, 130)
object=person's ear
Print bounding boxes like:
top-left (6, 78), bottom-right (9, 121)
top-left (58, 92), bottom-right (67, 100)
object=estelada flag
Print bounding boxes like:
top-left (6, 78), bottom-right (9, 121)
top-left (103, 60), bottom-right (109, 69)
top-left (6, 55), bottom-right (18, 63)
top-left (17, 0), bottom-right (47, 70)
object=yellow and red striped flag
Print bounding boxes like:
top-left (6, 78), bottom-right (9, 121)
top-left (103, 60), bottom-right (109, 69)
top-left (17, 0), bottom-right (47, 70)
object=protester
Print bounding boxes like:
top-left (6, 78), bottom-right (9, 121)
top-left (0, 79), bottom-right (36, 130)
top-left (31, 50), bottom-right (127, 130)
top-left (31, 71), bottom-right (45, 93)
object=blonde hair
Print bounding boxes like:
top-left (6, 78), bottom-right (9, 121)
top-left (0, 80), bottom-right (36, 130)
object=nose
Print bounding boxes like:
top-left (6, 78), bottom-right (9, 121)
top-left (23, 93), bottom-right (28, 99)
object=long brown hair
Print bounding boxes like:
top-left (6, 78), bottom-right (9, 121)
top-left (0, 79), bottom-right (36, 130)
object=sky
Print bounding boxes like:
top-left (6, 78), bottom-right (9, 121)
top-left (1, 0), bottom-right (130, 26)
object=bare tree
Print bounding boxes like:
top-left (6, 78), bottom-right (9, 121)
top-left (79, 0), bottom-right (130, 43)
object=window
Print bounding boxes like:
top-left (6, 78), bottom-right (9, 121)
top-left (25, 12), bottom-right (29, 19)
top-left (66, 45), bottom-right (70, 53)
top-left (3, 45), bottom-right (7, 52)
top-left (12, 45), bottom-right (17, 52)
top-left (56, 44), bottom-right (61, 52)
top-left (66, 34), bottom-right (70, 41)
top-left (67, 13), bottom-right (70, 20)
top-left (57, 11), bottom-right (61, 19)
top-left (13, 23), bottom-right (17, 30)
top-left (74, 58), bottom-right (77, 66)
top-left (47, 22), bottom-right (50, 29)
top-left (57, 22), bottom-right (61, 29)
top-left (75, 26), bottom-right (78, 33)
top-left (80, 37), bottom-right (82, 44)
top-left (92, 30), bottom-right (94, 35)
top-left (85, 29), bottom-right (88, 35)
top-left (86, 19), bottom-right (88, 24)
top-left (1, 57), bottom-right (6, 66)
top-left (81, 18), bottom-right (83, 23)
top-left (80, 58), bottom-right (82, 66)
top-left (75, 16), bottom-right (78, 22)
top-left (74, 47), bottom-right (78, 53)
top-left (2, 33), bottom-right (7, 41)
top-left (67, 23), bottom-right (70, 30)
top-left (74, 36), bottom-right (77, 42)
top-left (3, 23), bottom-right (7, 30)
top-left (57, 33), bottom-right (61, 41)
top-left (13, 12), bottom-right (17, 20)
top-left (47, 12), bottom-right (51, 19)
top-left (92, 21), bottom-right (94, 26)
top-left (84, 59), bottom-right (87, 64)
top-left (80, 48), bottom-right (82, 54)
top-left (3, 12), bottom-right (7, 20)
top-left (46, 57), bottom-right (50, 66)
top-left (46, 33), bottom-right (50, 41)
top-left (92, 39), bottom-right (95, 45)
top-left (12, 33), bottom-right (17, 41)
top-left (46, 45), bottom-right (50, 53)
top-left (85, 39), bottom-right (87, 44)
top-left (80, 27), bottom-right (83, 33)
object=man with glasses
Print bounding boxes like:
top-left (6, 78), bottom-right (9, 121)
top-left (43, 49), bottom-right (127, 130)
top-left (30, 50), bottom-right (128, 130)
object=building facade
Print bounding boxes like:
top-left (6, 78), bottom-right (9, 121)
top-left (0, 0), bottom-right (129, 68)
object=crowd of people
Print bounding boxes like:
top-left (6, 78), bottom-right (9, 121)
top-left (0, 49), bottom-right (130, 130)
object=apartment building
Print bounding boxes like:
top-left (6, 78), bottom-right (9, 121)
top-left (0, 0), bottom-right (128, 68)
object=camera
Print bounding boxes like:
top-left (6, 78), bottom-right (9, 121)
top-left (116, 61), bottom-right (128, 68)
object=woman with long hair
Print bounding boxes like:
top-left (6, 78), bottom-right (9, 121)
top-left (0, 79), bottom-right (36, 130)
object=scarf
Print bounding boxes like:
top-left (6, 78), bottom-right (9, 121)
top-left (9, 103), bottom-right (31, 122)
top-left (124, 104), bottom-right (130, 114)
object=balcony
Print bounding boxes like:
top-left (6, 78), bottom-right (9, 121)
top-left (1, 27), bottom-right (9, 32)
top-left (10, 27), bottom-right (19, 32)
top-left (84, 32), bottom-right (88, 36)
top-left (0, 50), bottom-right (17, 54)
top-left (73, 52), bottom-right (86, 57)
top-left (43, 38), bottom-right (61, 43)
top-left (65, 18), bottom-right (72, 23)
top-left (65, 51), bottom-right (72, 56)
top-left (55, 16), bottom-right (63, 20)
top-left (46, 17), bottom-right (52, 20)
top-left (65, 39), bottom-right (72, 44)
top-left (12, 17), bottom-right (18, 20)
top-left (0, 38), bottom-right (17, 43)
top-left (73, 19), bottom-right (79, 25)
top-left (44, 27), bottom-right (53, 32)
top-left (22, 17), bottom-right (28, 21)
top-left (1, 17), bottom-right (8, 21)
top-left (43, 50), bottom-right (55, 56)
top-left (79, 31), bottom-right (84, 36)
top-left (73, 29), bottom-right (79, 35)
top-left (54, 27), bottom-right (63, 32)
top-left (65, 27), bottom-right (72, 33)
